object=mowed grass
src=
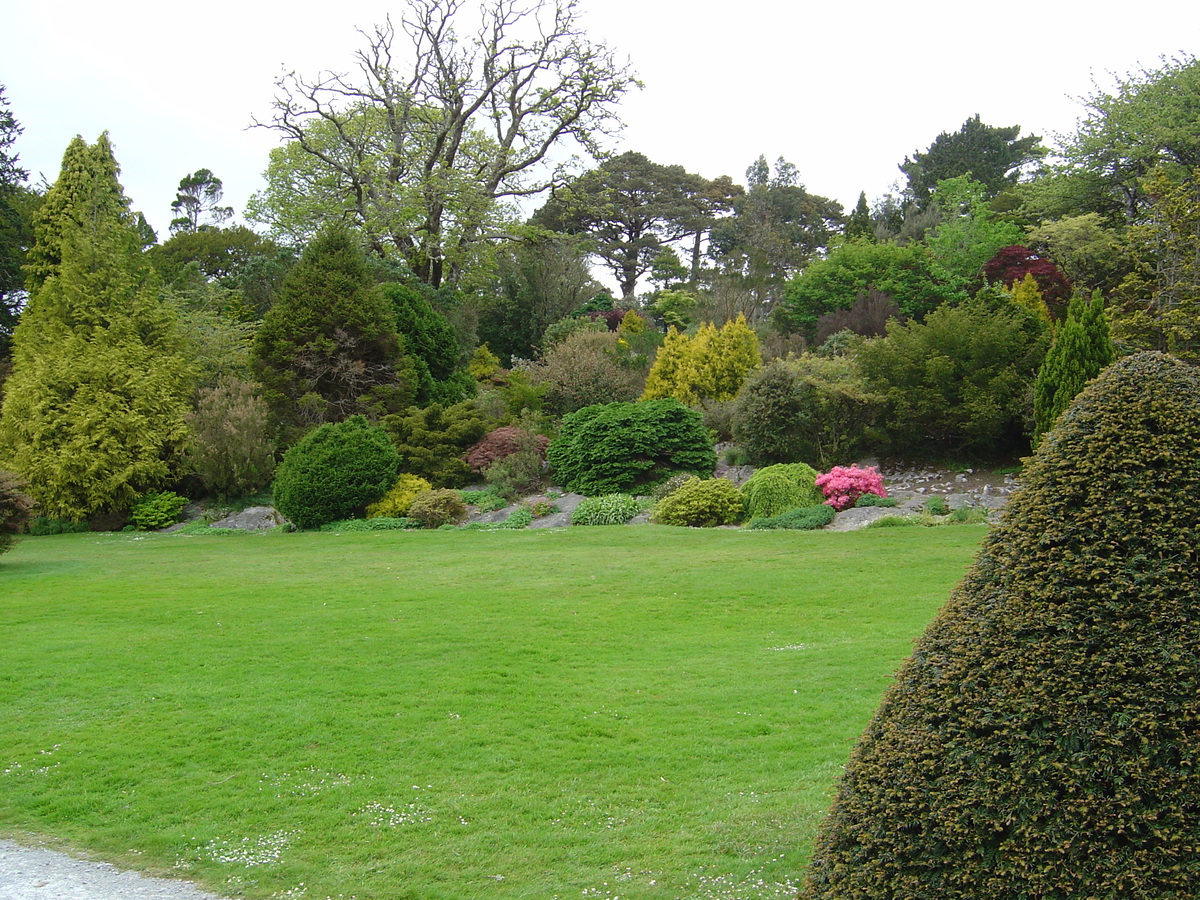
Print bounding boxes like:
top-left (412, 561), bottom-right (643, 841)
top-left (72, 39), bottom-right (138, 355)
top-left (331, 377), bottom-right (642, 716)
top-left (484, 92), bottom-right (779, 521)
top-left (0, 525), bottom-right (986, 899)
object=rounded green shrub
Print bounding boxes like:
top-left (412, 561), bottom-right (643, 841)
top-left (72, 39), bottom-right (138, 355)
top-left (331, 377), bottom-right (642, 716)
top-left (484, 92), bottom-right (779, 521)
top-left (803, 353), bottom-right (1200, 900)
top-left (570, 493), bottom-right (642, 526)
top-left (129, 491), bottom-right (189, 530)
top-left (272, 415), bottom-right (400, 530)
top-left (547, 399), bottom-right (715, 495)
top-left (406, 488), bottom-right (468, 528)
top-left (747, 504), bottom-right (835, 531)
top-left (651, 477), bottom-right (743, 527)
top-left (739, 463), bottom-right (821, 520)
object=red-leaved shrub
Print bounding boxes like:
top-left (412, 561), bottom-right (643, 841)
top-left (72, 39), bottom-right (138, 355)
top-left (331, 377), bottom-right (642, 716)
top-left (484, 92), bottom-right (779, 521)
top-left (463, 426), bottom-right (549, 474)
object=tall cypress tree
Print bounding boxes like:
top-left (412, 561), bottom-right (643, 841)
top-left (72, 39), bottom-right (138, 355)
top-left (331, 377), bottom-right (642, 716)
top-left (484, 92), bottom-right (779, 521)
top-left (252, 224), bottom-right (411, 432)
top-left (1032, 291), bottom-right (1114, 442)
top-left (0, 135), bottom-right (192, 521)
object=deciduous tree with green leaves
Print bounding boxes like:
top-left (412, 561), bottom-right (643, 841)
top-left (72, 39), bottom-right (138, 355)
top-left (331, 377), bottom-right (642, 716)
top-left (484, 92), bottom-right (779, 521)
top-left (251, 0), bottom-right (638, 288)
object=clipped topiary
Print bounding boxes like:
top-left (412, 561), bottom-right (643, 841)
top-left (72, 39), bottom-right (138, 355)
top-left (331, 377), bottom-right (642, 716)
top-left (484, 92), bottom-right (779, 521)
top-left (803, 352), bottom-right (1200, 900)
top-left (272, 415), bottom-right (400, 530)
top-left (547, 399), bottom-right (715, 495)
top-left (740, 463), bottom-right (821, 519)
top-left (651, 476), bottom-right (743, 527)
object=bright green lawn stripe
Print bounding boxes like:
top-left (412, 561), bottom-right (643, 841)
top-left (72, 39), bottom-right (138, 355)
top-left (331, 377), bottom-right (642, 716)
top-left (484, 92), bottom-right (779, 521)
top-left (1, 526), bottom-right (985, 899)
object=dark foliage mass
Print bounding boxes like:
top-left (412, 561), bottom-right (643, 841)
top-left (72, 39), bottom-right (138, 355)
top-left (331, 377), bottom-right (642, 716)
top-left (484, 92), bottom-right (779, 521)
top-left (547, 399), bottom-right (715, 495)
top-left (804, 352), bottom-right (1200, 900)
top-left (0, 469), bottom-right (34, 554)
top-left (272, 415), bottom-right (400, 529)
top-left (982, 244), bottom-right (1073, 319)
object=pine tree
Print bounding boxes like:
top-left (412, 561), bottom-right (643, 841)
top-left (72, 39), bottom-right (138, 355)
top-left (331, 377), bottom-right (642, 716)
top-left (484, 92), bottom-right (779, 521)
top-left (1032, 291), bottom-right (1114, 442)
top-left (252, 224), bottom-right (410, 430)
top-left (0, 136), bottom-right (192, 520)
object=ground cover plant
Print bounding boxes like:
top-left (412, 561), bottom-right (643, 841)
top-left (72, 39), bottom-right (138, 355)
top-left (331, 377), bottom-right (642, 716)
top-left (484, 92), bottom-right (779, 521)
top-left (0, 525), bottom-right (984, 899)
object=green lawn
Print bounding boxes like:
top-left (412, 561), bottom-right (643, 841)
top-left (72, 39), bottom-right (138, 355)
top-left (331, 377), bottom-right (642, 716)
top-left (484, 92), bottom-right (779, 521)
top-left (0, 525), bottom-right (986, 899)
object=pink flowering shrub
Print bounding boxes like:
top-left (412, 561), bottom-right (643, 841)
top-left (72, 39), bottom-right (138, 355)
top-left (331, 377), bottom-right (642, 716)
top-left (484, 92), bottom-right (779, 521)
top-left (815, 464), bottom-right (887, 511)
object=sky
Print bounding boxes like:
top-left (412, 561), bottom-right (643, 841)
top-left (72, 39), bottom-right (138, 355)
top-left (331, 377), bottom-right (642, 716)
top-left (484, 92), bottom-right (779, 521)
top-left (5, 0), bottom-right (1200, 242)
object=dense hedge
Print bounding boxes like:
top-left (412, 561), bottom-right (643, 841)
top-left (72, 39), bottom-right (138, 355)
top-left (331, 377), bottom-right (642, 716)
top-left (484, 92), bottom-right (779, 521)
top-left (547, 399), bottom-right (715, 495)
top-left (272, 416), bottom-right (400, 530)
top-left (803, 352), bottom-right (1200, 899)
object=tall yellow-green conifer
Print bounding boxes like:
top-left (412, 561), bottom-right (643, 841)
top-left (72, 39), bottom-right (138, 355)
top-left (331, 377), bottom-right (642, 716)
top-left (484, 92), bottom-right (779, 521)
top-left (0, 135), bottom-right (192, 521)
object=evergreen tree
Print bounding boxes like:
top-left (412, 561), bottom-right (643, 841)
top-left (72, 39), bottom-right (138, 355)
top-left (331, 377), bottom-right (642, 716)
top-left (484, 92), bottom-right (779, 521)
top-left (843, 191), bottom-right (874, 242)
top-left (641, 326), bottom-right (695, 403)
top-left (22, 133), bottom-right (129, 292)
top-left (0, 135), bottom-right (192, 520)
top-left (640, 317), bottom-right (760, 405)
top-left (383, 282), bottom-right (468, 402)
top-left (803, 352), bottom-right (1200, 900)
top-left (1032, 291), bottom-right (1114, 442)
top-left (252, 224), bottom-right (410, 430)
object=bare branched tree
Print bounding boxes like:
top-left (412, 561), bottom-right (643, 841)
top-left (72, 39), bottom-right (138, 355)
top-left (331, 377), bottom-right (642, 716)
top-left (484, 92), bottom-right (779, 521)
top-left (253, 0), bottom-right (638, 288)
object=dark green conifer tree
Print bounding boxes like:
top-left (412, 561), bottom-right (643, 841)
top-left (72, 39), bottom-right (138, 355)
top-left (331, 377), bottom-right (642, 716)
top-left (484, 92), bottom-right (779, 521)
top-left (843, 191), bottom-right (874, 242)
top-left (804, 352), bottom-right (1200, 900)
top-left (0, 135), bottom-right (192, 521)
top-left (252, 224), bottom-right (411, 431)
top-left (1031, 291), bottom-right (1114, 442)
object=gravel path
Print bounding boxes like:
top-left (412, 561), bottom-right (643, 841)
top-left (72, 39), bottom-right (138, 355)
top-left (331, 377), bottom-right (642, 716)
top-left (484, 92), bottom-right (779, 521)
top-left (0, 840), bottom-right (224, 900)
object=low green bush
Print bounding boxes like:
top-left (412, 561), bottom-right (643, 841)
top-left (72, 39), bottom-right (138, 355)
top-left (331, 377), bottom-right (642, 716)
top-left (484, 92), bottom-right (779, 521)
top-left (865, 515), bottom-right (919, 528)
top-left (526, 498), bottom-right (558, 518)
top-left (366, 474), bottom-right (432, 518)
top-left (25, 517), bottom-right (90, 536)
top-left (652, 477), bottom-right (743, 528)
top-left (129, 491), bottom-right (189, 531)
top-left (272, 416), bottom-right (400, 530)
top-left (740, 463), bottom-right (821, 520)
top-left (319, 517), bottom-right (422, 532)
top-left (502, 507), bottom-right (533, 528)
top-left (171, 523), bottom-right (247, 535)
top-left (547, 399), bottom-right (715, 495)
top-left (924, 496), bottom-right (949, 516)
top-left (947, 505), bottom-right (988, 524)
top-left (407, 489), bottom-right (468, 528)
top-left (747, 504), bottom-right (835, 531)
top-left (570, 494), bottom-right (642, 526)
top-left (854, 493), bottom-right (898, 508)
top-left (459, 489), bottom-right (507, 512)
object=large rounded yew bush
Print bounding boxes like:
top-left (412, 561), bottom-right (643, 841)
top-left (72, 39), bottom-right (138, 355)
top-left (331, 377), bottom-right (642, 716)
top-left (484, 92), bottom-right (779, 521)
top-left (804, 352), bottom-right (1200, 899)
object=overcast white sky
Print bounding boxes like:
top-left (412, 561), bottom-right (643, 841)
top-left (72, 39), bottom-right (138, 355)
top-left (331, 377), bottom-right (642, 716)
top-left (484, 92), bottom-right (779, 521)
top-left (5, 1), bottom-right (1199, 240)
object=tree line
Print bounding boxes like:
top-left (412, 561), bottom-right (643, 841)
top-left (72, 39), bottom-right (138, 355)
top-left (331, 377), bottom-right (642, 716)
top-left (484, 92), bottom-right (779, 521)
top-left (0, 0), bottom-right (1195, 528)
